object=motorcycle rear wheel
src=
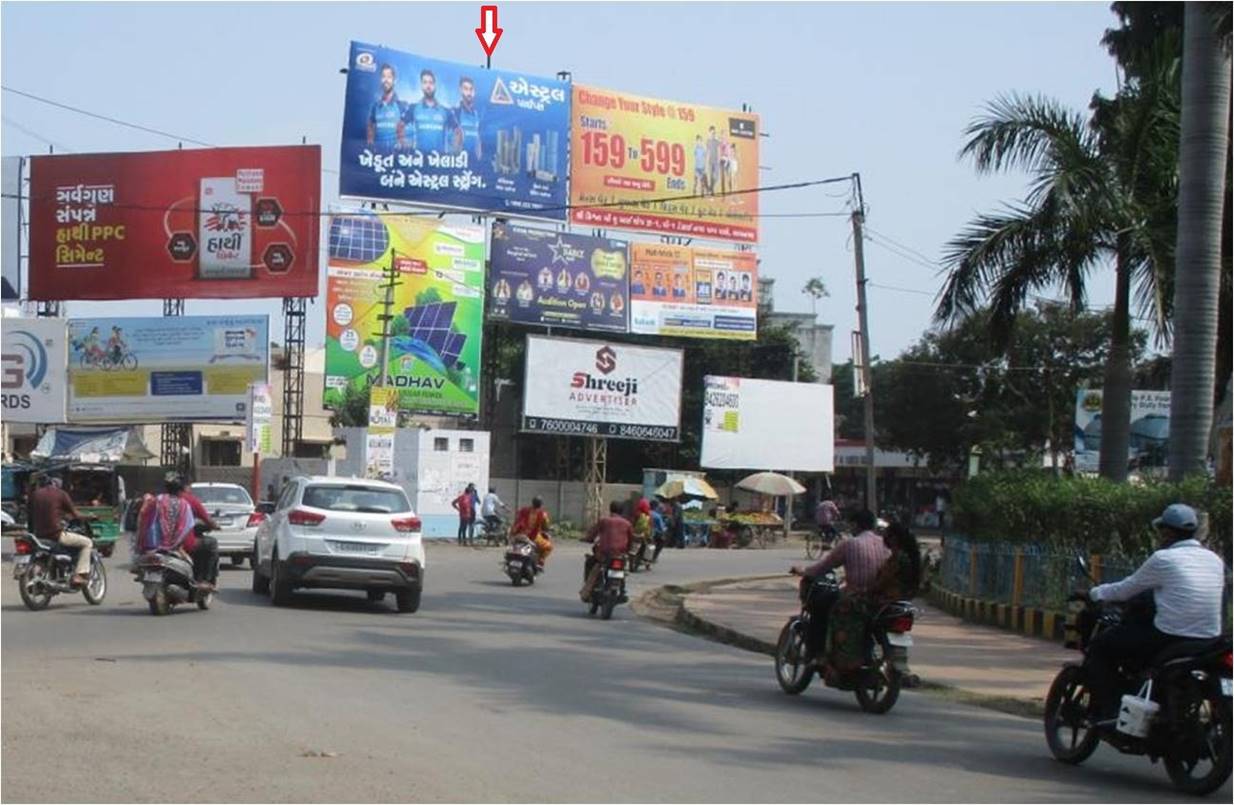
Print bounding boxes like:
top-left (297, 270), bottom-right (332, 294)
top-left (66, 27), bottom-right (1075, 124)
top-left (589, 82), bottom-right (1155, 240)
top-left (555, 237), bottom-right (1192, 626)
top-left (855, 644), bottom-right (901, 714)
top-left (17, 562), bottom-right (54, 611)
top-left (1043, 665), bottom-right (1099, 765)
top-left (775, 619), bottom-right (814, 695)
top-left (82, 559), bottom-right (107, 605)
top-left (601, 595), bottom-right (616, 620)
top-left (1164, 693), bottom-right (1231, 795)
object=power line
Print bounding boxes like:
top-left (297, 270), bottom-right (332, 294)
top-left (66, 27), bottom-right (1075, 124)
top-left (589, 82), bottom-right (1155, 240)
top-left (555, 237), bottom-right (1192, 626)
top-left (2, 85), bottom-right (216, 147)
top-left (863, 225), bottom-right (940, 267)
top-left (2, 116), bottom-right (72, 153)
top-left (868, 281), bottom-right (936, 297)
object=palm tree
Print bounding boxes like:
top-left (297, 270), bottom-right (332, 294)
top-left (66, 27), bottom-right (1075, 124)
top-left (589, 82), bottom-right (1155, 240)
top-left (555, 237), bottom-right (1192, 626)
top-left (936, 59), bottom-right (1179, 482)
top-left (1168, 2), bottom-right (1231, 479)
top-left (802, 277), bottom-right (830, 315)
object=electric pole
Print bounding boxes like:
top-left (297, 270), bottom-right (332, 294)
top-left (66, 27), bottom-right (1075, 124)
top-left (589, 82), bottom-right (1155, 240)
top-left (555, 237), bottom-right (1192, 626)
top-left (850, 173), bottom-right (877, 513)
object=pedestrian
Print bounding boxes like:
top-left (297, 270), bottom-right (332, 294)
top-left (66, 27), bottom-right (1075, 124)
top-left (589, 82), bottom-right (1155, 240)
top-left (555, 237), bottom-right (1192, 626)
top-left (670, 497), bottom-right (686, 548)
top-left (452, 483), bottom-right (477, 546)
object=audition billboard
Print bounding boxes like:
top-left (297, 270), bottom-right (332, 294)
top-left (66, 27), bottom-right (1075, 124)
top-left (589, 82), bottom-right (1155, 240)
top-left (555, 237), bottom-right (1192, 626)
top-left (339, 41), bottom-right (570, 219)
top-left (521, 334), bottom-right (682, 442)
top-left (27, 146), bottom-right (321, 301)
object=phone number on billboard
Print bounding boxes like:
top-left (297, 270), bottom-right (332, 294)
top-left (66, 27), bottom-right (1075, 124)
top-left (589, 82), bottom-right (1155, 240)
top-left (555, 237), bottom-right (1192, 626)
top-left (522, 417), bottom-right (679, 442)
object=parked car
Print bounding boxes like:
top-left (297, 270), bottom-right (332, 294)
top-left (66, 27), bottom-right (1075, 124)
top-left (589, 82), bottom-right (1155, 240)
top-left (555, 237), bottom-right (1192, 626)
top-left (189, 483), bottom-right (264, 568)
top-left (251, 476), bottom-right (424, 613)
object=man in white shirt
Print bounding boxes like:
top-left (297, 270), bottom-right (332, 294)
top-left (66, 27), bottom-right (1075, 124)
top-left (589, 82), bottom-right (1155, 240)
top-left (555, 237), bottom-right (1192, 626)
top-left (481, 487), bottom-right (507, 535)
top-left (1085, 503), bottom-right (1227, 721)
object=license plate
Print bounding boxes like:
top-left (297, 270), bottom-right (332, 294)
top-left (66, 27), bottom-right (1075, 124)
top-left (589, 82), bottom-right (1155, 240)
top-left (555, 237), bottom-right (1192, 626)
top-left (1221, 678), bottom-right (1231, 697)
top-left (608, 571), bottom-right (625, 579)
top-left (886, 633), bottom-right (913, 647)
top-left (13, 556), bottom-right (30, 568)
top-left (331, 541), bottom-right (378, 555)
top-left (143, 571), bottom-right (164, 583)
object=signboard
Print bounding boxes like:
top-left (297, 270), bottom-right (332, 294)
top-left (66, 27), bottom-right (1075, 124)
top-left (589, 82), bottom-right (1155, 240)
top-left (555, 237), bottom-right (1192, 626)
top-left (629, 243), bottom-right (757, 339)
top-left (701, 376), bottom-right (835, 471)
top-left (1075, 389), bottom-right (1171, 473)
top-left (2, 157), bottom-right (21, 300)
top-left (366, 386), bottom-right (399, 480)
top-left (324, 211), bottom-right (485, 416)
top-left (340, 41), bottom-right (570, 219)
top-left (246, 383), bottom-right (274, 454)
top-left (27, 146), bottom-right (321, 300)
top-left (66, 316), bottom-right (269, 423)
top-left (1, 317), bottom-right (68, 424)
top-left (521, 334), bottom-right (682, 442)
top-left (488, 222), bottom-right (629, 333)
top-left (570, 85), bottom-right (759, 242)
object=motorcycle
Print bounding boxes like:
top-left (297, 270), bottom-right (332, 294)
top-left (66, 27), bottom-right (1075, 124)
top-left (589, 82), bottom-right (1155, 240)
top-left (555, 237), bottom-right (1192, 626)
top-left (503, 539), bottom-right (540, 586)
top-left (482, 515), bottom-right (510, 547)
top-left (628, 536), bottom-right (657, 572)
top-left (586, 554), bottom-right (628, 620)
top-left (133, 525), bottom-right (217, 615)
top-left (11, 519), bottom-right (107, 610)
top-left (1043, 555), bottom-right (1232, 795)
top-left (774, 571), bottom-right (916, 714)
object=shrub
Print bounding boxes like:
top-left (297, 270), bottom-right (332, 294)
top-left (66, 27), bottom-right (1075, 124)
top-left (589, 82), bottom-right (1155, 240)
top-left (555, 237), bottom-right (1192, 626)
top-left (952, 471), bottom-right (1231, 561)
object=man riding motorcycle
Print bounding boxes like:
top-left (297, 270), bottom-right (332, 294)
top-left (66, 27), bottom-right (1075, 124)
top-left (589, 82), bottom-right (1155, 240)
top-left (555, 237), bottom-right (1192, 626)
top-left (1081, 503), bottom-right (1226, 726)
top-left (27, 475), bottom-right (96, 588)
top-left (580, 501), bottom-right (633, 601)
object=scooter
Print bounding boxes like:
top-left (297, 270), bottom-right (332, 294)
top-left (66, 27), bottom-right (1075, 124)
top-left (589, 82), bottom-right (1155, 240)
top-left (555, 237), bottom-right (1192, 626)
top-left (12, 519), bottom-right (107, 610)
top-left (133, 525), bottom-right (217, 615)
top-left (503, 539), bottom-right (540, 586)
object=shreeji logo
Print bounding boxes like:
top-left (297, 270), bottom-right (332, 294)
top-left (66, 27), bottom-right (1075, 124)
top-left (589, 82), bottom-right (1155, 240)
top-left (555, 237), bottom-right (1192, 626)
top-left (1, 330), bottom-right (49, 391)
top-left (570, 345), bottom-right (639, 398)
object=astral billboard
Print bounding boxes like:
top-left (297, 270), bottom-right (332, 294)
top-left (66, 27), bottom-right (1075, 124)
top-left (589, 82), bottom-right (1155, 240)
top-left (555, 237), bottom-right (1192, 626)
top-left (570, 85), bottom-right (760, 242)
top-left (66, 316), bottom-right (269, 423)
top-left (323, 211), bottom-right (485, 416)
top-left (521, 335), bottom-right (682, 442)
top-left (340, 41), bottom-right (570, 218)
top-left (2, 157), bottom-right (21, 300)
top-left (488, 222), bottom-right (629, 333)
top-left (1075, 389), bottom-right (1171, 473)
top-left (629, 243), bottom-right (757, 339)
top-left (27, 146), bottom-right (321, 301)
top-left (700, 377), bottom-right (835, 471)
top-left (1, 317), bottom-right (68, 424)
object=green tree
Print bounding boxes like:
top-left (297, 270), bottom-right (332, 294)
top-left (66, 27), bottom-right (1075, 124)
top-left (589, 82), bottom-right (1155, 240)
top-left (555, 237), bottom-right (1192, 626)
top-left (329, 379), bottom-right (371, 427)
top-left (1168, 2), bottom-right (1231, 478)
top-left (936, 54), bottom-right (1179, 482)
top-left (802, 277), bottom-right (830, 315)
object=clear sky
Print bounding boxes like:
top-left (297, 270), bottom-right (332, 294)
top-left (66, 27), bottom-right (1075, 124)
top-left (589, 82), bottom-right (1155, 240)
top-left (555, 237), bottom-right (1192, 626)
top-left (1, 1), bottom-right (1122, 361)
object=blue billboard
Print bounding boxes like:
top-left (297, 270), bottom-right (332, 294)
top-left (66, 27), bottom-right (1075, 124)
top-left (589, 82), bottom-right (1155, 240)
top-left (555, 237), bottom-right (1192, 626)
top-left (339, 42), bottom-right (571, 219)
top-left (488, 223), bottom-right (630, 333)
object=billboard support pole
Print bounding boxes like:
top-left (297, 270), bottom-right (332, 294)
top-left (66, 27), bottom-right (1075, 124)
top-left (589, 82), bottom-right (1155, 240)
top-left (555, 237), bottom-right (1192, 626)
top-left (584, 436), bottom-right (606, 527)
top-left (160, 298), bottom-right (193, 479)
top-left (850, 174), bottom-right (877, 513)
top-left (281, 297), bottom-right (307, 458)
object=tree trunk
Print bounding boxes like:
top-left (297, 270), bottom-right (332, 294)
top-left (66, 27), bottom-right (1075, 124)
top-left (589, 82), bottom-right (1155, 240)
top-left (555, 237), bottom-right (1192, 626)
top-left (1099, 247), bottom-right (1134, 482)
top-left (1168, 2), bottom-right (1232, 480)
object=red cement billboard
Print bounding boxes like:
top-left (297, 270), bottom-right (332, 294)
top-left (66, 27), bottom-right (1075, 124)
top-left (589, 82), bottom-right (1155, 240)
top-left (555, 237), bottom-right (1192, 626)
top-left (28, 145), bottom-right (321, 300)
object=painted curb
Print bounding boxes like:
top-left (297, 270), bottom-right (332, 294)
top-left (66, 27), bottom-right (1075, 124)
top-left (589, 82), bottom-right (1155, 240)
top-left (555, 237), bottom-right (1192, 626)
top-left (928, 585), bottom-right (1067, 643)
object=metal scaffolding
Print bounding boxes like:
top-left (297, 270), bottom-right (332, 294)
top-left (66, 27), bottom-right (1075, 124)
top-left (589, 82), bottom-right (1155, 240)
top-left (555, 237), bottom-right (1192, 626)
top-left (583, 436), bottom-right (606, 526)
top-left (159, 299), bottom-right (192, 477)
top-left (281, 296), bottom-right (307, 457)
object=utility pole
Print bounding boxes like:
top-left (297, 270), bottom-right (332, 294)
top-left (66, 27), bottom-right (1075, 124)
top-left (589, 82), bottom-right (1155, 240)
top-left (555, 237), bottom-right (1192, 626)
top-left (850, 173), bottom-right (877, 513)
top-left (375, 253), bottom-right (400, 390)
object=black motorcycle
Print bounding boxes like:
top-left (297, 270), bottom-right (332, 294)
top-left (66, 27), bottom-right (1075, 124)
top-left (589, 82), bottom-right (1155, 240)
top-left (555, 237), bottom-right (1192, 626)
top-left (1043, 556), bottom-right (1232, 795)
top-left (12, 519), bottom-right (107, 610)
top-left (586, 555), bottom-right (628, 620)
top-left (503, 540), bottom-right (540, 586)
top-left (774, 572), bottom-right (916, 714)
top-left (132, 524), bottom-right (217, 615)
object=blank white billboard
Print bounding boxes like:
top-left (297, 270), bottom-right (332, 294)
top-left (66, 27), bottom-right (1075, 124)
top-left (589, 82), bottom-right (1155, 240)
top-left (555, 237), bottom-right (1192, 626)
top-left (700, 376), bottom-right (834, 472)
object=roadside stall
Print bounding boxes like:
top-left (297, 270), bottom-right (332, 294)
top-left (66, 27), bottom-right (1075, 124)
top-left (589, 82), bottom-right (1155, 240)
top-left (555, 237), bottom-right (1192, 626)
top-left (653, 476), bottom-right (719, 547)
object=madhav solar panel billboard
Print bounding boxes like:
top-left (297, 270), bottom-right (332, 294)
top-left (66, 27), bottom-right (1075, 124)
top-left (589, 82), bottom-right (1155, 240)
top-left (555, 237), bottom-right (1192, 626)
top-left (323, 210), bottom-right (485, 416)
top-left (27, 146), bottom-right (321, 301)
top-left (700, 376), bottom-right (834, 471)
top-left (339, 41), bottom-right (570, 219)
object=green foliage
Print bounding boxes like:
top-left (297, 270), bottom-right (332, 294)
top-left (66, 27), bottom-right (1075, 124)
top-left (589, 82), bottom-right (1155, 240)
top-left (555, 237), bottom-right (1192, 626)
top-left (951, 470), bottom-right (1232, 560)
top-left (329, 379), bottom-right (372, 428)
top-left (415, 287), bottom-right (443, 307)
top-left (389, 314), bottom-right (410, 338)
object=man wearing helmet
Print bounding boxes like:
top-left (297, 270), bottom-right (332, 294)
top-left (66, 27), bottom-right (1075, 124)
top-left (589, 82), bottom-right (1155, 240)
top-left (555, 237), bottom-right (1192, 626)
top-left (1084, 503), bottom-right (1226, 722)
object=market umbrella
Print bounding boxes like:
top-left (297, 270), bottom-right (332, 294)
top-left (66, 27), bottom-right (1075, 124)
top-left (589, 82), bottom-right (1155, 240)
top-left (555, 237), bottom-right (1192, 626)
top-left (655, 477), bottom-right (719, 501)
top-left (736, 471), bottom-right (806, 497)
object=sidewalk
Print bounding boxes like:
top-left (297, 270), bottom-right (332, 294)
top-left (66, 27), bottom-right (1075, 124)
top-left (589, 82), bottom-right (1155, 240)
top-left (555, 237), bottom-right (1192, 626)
top-left (679, 576), bottom-right (1073, 715)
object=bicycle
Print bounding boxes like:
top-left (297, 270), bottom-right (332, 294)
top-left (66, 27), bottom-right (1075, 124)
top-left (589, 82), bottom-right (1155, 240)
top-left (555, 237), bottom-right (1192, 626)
top-left (804, 524), bottom-right (838, 559)
top-left (481, 515), bottom-right (509, 547)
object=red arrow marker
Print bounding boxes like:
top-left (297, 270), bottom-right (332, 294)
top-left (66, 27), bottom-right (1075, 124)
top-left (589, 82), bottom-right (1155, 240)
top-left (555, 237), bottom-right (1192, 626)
top-left (476, 5), bottom-right (503, 58)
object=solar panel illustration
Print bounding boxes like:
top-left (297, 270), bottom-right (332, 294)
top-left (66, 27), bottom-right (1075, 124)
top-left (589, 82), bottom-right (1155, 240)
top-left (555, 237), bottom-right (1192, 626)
top-left (404, 302), bottom-right (466, 367)
top-left (328, 213), bottom-right (390, 263)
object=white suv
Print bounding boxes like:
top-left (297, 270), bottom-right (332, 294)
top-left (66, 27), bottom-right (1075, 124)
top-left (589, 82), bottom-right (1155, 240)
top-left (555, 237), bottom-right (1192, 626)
top-left (251, 476), bottom-right (425, 613)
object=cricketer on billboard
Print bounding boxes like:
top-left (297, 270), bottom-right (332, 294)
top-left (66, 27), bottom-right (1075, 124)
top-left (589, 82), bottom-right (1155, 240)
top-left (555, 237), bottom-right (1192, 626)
top-left (488, 222), bottom-right (630, 333)
top-left (339, 42), bottom-right (570, 219)
top-left (324, 210), bottom-right (485, 416)
top-left (66, 316), bottom-right (269, 423)
top-left (570, 85), bottom-right (760, 243)
top-left (27, 146), bottom-right (321, 301)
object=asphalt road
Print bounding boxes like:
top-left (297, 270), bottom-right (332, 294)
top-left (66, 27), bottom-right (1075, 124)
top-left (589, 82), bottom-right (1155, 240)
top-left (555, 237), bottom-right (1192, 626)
top-left (1, 541), bottom-right (1224, 803)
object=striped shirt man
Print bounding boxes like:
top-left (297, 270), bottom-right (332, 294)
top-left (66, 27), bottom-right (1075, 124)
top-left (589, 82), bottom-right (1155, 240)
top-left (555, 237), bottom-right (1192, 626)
top-left (804, 530), bottom-right (890, 594)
